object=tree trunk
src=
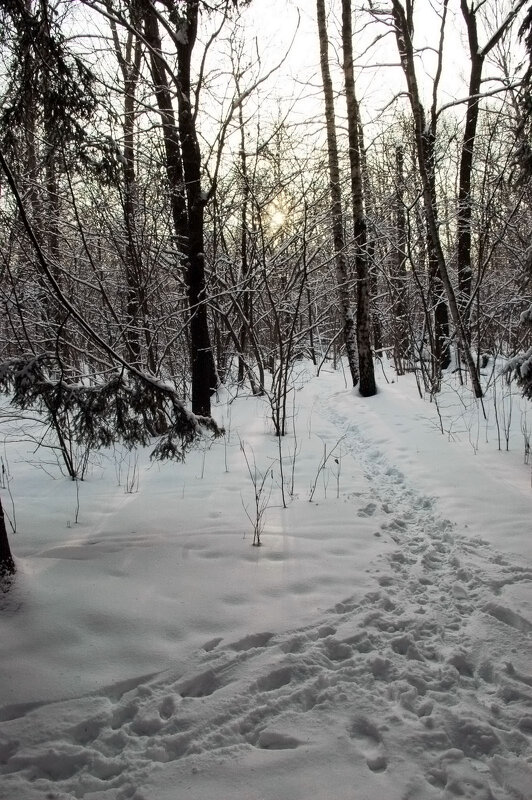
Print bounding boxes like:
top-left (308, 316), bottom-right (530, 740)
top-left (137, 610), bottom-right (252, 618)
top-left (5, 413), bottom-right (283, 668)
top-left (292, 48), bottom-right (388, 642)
top-left (316, 0), bottom-right (359, 388)
top-left (175, 1), bottom-right (217, 415)
top-left (358, 119), bottom-right (382, 354)
top-left (341, 0), bottom-right (376, 396)
top-left (457, 0), bottom-right (527, 335)
top-left (143, 1), bottom-right (217, 415)
top-left (392, 144), bottom-right (409, 371)
top-left (391, 0), bottom-right (483, 398)
top-left (0, 496), bottom-right (15, 579)
top-left (237, 79), bottom-right (251, 384)
top-left (110, 5), bottom-right (145, 368)
top-left (424, 130), bottom-right (451, 375)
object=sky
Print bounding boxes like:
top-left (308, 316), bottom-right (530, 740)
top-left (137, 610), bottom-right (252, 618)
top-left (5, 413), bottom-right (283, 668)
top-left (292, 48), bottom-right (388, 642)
top-left (236, 0), bottom-right (525, 131)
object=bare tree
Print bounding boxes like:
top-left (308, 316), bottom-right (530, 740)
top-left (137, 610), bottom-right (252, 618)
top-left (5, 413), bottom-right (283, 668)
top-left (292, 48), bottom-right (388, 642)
top-left (341, 0), bottom-right (376, 396)
top-left (316, 0), bottom-right (359, 389)
top-left (457, 0), bottom-right (528, 331)
top-left (141, 0), bottom-right (218, 416)
top-left (107, 0), bottom-right (148, 369)
top-left (391, 0), bottom-right (484, 398)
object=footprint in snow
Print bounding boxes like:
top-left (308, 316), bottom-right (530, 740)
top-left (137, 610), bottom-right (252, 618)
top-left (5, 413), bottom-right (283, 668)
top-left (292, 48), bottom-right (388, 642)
top-left (349, 715), bottom-right (388, 772)
top-left (254, 666), bottom-right (293, 692)
top-left (256, 730), bottom-right (301, 750)
top-left (229, 631), bottom-right (274, 651)
top-left (177, 668), bottom-right (221, 698)
top-left (358, 502), bottom-right (377, 517)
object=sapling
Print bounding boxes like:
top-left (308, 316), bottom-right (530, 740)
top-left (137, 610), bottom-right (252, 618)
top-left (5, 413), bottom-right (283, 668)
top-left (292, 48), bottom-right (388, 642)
top-left (113, 444), bottom-right (125, 487)
top-left (224, 392), bottom-right (238, 473)
top-left (503, 385), bottom-right (514, 452)
top-left (322, 451), bottom-right (330, 498)
top-left (277, 433), bottom-right (287, 509)
top-left (125, 451), bottom-right (140, 494)
top-left (200, 446), bottom-right (207, 480)
top-left (74, 478), bottom-right (80, 524)
top-left (493, 375), bottom-right (502, 451)
top-left (224, 427), bottom-right (229, 474)
top-left (334, 452), bottom-right (342, 499)
top-left (239, 438), bottom-right (273, 546)
top-left (288, 393), bottom-right (300, 500)
top-left (309, 434), bottom-right (347, 502)
top-left (493, 373), bottom-right (514, 452)
top-left (521, 411), bottom-right (530, 465)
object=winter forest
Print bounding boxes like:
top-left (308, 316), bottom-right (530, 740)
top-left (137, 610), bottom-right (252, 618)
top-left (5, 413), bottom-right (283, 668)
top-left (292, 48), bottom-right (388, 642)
top-left (0, 1), bottom-right (532, 798)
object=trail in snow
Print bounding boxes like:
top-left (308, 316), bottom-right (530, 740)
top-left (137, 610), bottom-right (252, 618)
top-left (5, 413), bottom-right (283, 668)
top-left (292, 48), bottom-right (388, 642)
top-left (1, 391), bottom-right (531, 800)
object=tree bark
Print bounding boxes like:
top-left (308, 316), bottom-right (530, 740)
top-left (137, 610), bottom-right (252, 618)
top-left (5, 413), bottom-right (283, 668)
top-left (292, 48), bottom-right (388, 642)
top-left (173, 1), bottom-right (217, 413)
top-left (0, 496), bottom-right (15, 579)
top-left (316, 0), bottom-right (359, 388)
top-left (341, 0), bottom-right (376, 396)
top-left (143, 0), bottom-right (217, 416)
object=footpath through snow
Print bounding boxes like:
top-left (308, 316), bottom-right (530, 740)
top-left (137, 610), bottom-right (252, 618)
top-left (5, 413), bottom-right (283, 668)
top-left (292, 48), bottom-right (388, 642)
top-left (0, 365), bottom-right (531, 800)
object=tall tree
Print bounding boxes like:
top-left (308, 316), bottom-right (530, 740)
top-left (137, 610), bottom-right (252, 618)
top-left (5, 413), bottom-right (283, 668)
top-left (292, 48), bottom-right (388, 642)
top-left (391, 143), bottom-right (409, 370)
top-left (108, 0), bottom-right (149, 369)
top-left (341, 0), bottom-right (376, 396)
top-left (141, 0), bottom-right (217, 416)
top-left (316, 0), bottom-right (359, 389)
top-left (0, 0), bottom-right (98, 357)
top-left (391, 0), bottom-right (484, 398)
top-left (457, 0), bottom-right (528, 332)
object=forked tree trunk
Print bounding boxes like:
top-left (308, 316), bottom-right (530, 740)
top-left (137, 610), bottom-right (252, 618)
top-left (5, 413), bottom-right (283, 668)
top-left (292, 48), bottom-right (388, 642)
top-left (457, 0), bottom-right (527, 335)
top-left (143, 0), bottom-right (217, 416)
top-left (316, 0), bottom-right (359, 388)
top-left (391, 0), bottom-right (483, 399)
top-left (341, 0), bottom-right (376, 396)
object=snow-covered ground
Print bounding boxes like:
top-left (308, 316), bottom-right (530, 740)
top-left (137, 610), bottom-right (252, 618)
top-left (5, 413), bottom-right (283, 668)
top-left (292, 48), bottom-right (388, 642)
top-left (0, 360), bottom-right (531, 800)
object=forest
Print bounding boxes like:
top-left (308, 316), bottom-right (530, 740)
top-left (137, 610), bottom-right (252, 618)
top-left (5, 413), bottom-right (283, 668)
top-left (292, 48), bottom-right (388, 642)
top-left (1, 4), bottom-right (532, 799)
top-left (0, 0), bottom-right (531, 572)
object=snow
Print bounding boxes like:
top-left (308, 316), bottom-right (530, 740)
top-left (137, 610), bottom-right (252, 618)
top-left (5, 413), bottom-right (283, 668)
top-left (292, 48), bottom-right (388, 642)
top-left (0, 360), bottom-right (531, 800)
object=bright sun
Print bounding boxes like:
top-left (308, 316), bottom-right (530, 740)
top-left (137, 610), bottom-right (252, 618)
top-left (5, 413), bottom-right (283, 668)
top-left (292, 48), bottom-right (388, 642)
top-left (269, 207), bottom-right (286, 230)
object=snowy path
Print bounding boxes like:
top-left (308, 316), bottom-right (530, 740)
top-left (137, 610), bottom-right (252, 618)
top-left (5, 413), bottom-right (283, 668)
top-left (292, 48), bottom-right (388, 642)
top-left (1, 385), bottom-right (532, 799)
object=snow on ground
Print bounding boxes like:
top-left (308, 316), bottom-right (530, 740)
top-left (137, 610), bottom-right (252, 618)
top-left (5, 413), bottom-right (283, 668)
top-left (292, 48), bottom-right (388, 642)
top-left (0, 361), bottom-right (531, 800)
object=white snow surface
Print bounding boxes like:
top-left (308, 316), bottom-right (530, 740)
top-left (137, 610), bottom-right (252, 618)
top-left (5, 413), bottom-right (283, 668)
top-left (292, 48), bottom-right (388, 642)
top-left (1, 361), bottom-right (531, 800)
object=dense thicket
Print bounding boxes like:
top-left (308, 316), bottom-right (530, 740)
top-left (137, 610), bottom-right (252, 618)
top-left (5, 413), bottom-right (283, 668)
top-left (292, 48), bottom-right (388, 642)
top-left (0, 0), bottom-right (530, 451)
top-left (507, 2), bottom-right (532, 398)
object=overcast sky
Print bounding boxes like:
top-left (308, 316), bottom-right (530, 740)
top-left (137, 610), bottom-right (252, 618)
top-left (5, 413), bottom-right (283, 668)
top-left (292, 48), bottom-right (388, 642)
top-left (235, 0), bottom-right (524, 130)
